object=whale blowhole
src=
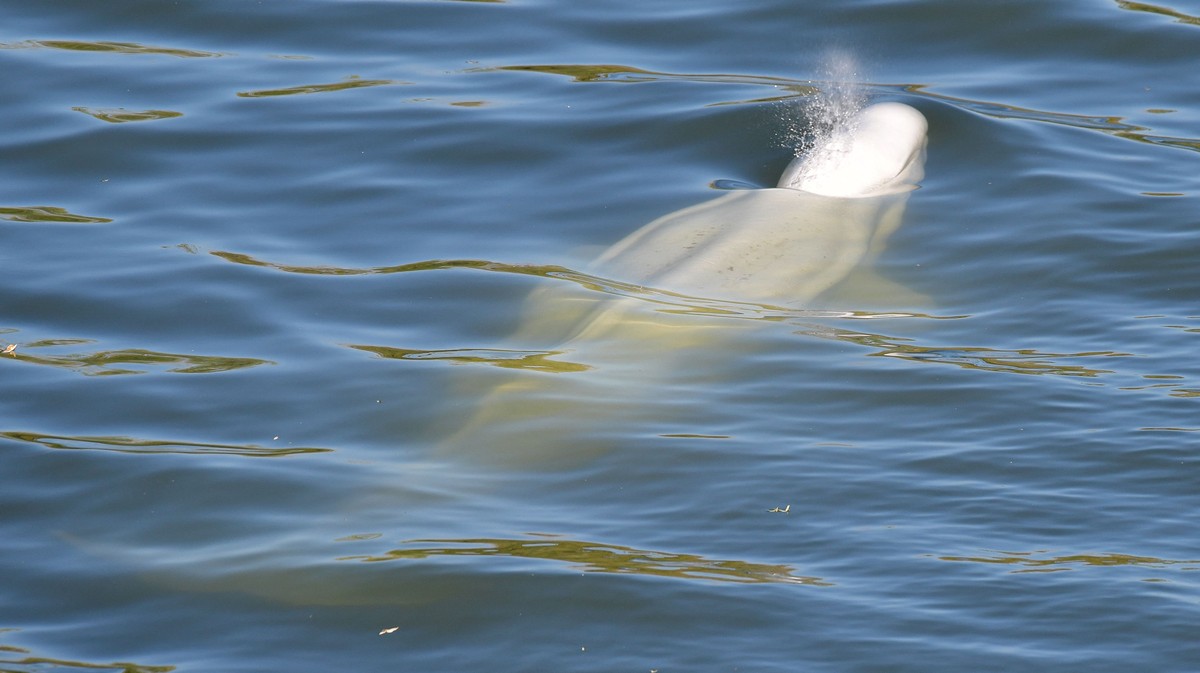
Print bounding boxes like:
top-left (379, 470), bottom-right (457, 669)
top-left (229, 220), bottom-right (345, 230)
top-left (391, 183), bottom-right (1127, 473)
top-left (779, 53), bottom-right (869, 164)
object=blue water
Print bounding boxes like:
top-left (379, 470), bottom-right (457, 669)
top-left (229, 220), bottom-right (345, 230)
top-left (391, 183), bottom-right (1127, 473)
top-left (3, 1), bottom-right (1199, 672)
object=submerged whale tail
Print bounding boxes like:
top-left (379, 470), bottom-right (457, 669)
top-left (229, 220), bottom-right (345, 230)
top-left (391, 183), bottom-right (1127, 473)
top-left (778, 102), bottom-right (928, 198)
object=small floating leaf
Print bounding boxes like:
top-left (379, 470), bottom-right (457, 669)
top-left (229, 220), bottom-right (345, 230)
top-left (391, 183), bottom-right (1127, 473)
top-left (0, 206), bottom-right (112, 224)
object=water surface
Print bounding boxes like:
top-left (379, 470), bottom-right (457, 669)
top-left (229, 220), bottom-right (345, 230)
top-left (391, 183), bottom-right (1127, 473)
top-left (2, 1), bottom-right (1198, 672)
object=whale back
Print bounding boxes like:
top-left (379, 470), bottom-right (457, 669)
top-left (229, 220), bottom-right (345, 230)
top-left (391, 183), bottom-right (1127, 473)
top-left (778, 102), bottom-right (928, 198)
top-left (436, 102), bottom-right (929, 468)
top-left (590, 188), bottom-right (893, 308)
top-left (587, 103), bottom-right (929, 308)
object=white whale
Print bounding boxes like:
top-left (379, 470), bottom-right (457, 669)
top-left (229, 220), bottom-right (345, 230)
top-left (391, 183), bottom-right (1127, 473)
top-left (594, 102), bottom-right (927, 306)
top-left (438, 102), bottom-right (928, 467)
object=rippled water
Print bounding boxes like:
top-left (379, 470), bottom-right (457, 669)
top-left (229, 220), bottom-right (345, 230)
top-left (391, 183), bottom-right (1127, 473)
top-left (2, 1), bottom-right (1199, 672)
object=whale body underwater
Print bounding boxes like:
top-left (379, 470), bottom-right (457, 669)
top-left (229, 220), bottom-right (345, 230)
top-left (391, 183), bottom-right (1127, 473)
top-left (439, 102), bottom-right (929, 467)
top-left (59, 102), bottom-right (931, 609)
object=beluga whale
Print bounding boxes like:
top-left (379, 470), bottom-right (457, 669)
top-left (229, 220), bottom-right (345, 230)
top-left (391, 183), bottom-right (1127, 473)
top-left (436, 101), bottom-right (929, 468)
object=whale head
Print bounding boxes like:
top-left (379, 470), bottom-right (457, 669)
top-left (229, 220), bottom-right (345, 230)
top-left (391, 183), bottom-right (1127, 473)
top-left (778, 102), bottom-right (928, 198)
